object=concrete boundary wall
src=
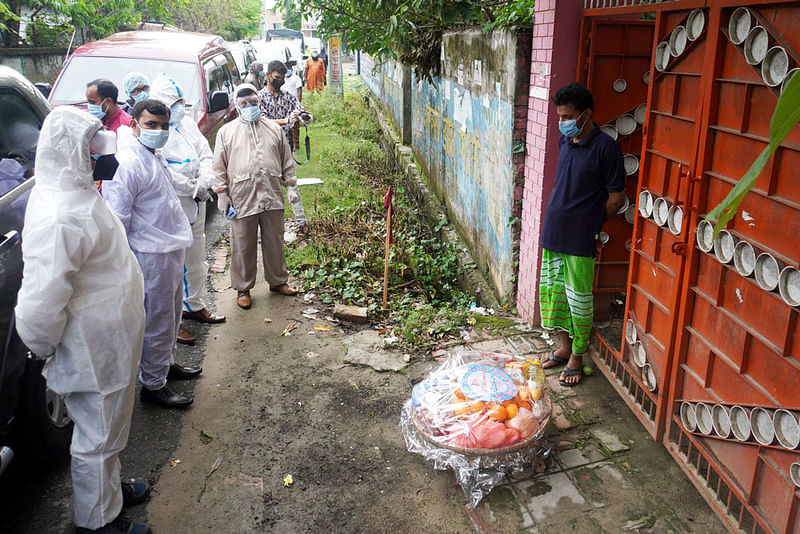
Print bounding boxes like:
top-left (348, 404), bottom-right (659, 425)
top-left (361, 28), bottom-right (531, 303)
top-left (0, 48), bottom-right (67, 84)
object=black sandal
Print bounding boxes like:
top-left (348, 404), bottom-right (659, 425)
top-left (541, 351), bottom-right (570, 369)
top-left (559, 366), bottom-right (583, 387)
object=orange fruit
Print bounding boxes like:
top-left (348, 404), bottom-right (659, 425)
top-left (488, 405), bottom-right (508, 421)
top-left (501, 399), bottom-right (515, 407)
top-left (468, 401), bottom-right (486, 414)
top-left (518, 400), bottom-right (532, 411)
top-left (453, 389), bottom-right (465, 400)
top-left (505, 403), bottom-right (519, 419)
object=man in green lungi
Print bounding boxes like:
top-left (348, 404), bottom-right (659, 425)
top-left (539, 82), bottom-right (626, 387)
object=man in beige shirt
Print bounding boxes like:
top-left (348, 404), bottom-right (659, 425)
top-left (212, 84), bottom-right (297, 309)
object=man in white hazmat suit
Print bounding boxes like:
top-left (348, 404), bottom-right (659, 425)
top-left (14, 106), bottom-right (151, 533)
top-left (105, 99), bottom-right (201, 409)
top-left (213, 83), bottom-right (297, 310)
top-left (149, 73), bottom-right (226, 346)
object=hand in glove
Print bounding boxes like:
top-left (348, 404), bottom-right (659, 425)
top-left (287, 185), bottom-right (301, 204)
top-left (193, 185), bottom-right (210, 202)
top-left (217, 192), bottom-right (231, 216)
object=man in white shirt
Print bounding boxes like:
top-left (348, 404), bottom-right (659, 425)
top-left (105, 99), bottom-right (200, 409)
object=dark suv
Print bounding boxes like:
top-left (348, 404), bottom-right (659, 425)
top-left (0, 65), bottom-right (72, 476)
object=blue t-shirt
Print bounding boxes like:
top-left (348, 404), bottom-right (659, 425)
top-left (540, 125), bottom-right (625, 258)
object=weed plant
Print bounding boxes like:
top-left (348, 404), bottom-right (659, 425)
top-left (287, 77), bottom-right (472, 350)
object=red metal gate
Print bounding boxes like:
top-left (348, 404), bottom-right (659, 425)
top-left (665, 4), bottom-right (800, 533)
top-left (580, 2), bottom-right (800, 533)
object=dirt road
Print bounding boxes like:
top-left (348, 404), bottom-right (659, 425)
top-left (146, 244), bottom-right (474, 533)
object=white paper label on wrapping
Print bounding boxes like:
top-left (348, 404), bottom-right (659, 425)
top-left (460, 365), bottom-right (518, 402)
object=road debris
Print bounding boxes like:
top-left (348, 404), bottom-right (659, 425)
top-left (280, 322), bottom-right (298, 336)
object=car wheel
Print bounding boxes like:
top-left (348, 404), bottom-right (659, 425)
top-left (12, 334), bottom-right (72, 467)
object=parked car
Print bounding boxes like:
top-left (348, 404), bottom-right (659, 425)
top-left (48, 30), bottom-right (237, 144)
top-left (0, 65), bottom-right (72, 477)
top-left (228, 40), bottom-right (258, 79)
top-left (251, 39), bottom-right (304, 81)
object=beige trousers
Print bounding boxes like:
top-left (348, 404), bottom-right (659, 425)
top-left (230, 209), bottom-right (288, 291)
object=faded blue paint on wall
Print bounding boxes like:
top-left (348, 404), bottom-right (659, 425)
top-left (360, 30), bottom-right (527, 299)
top-left (360, 53), bottom-right (382, 100)
top-left (411, 72), bottom-right (515, 296)
top-left (360, 55), bottom-right (404, 135)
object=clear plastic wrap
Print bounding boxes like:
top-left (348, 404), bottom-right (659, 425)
top-left (400, 351), bottom-right (552, 508)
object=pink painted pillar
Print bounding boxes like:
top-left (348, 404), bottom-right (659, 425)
top-left (517, 0), bottom-right (583, 324)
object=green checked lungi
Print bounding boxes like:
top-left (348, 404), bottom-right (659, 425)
top-left (538, 248), bottom-right (595, 355)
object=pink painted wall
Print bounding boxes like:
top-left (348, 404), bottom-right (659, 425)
top-left (517, 0), bottom-right (583, 324)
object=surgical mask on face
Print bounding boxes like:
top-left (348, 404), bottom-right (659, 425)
top-left (240, 104), bottom-right (261, 122)
top-left (170, 102), bottom-right (185, 126)
top-left (91, 154), bottom-right (119, 180)
top-left (136, 124), bottom-right (169, 149)
top-left (132, 91), bottom-right (149, 103)
top-left (87, 101), bottom-right (107, 119)
top-left (270, 77), bottom-right (285, 91)
top-left (558, 110), bottom-right (586, 138)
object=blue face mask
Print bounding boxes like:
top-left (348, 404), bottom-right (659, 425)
top-left (87, 101), bottom-right (106, 119)
top-left (240, 104), bottom-right (261, 122)
top-left (132, 91), bottom-right (149, 103)
top-left (137, 126), bottom-right (169, 149)
top-left (558, 110), bottom-right (586, 138)
top-left (170, 102), bottom-right (185, 126)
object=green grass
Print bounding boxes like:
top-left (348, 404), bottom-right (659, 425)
top-left (284, 76), bottom-right (474, 351)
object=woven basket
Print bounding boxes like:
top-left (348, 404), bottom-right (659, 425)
top-left (410, 403), bottom-right (550, 458)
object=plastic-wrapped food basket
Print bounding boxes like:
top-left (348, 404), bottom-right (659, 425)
top-left (400, 351), bottom-right (552, 507)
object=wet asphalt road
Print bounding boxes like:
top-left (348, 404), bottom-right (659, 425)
top-left (0, 207), bottom-right (225, 533)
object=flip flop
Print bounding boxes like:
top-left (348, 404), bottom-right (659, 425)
top-left (559, 366), bottom-right (583, 388)
top-left (541, 351), bottom-right (570, 369)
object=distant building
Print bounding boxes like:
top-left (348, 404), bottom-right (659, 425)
top-left (264, 7), bottom-right (284, 31)
top-left (301, 16), bottom-right (318, 39)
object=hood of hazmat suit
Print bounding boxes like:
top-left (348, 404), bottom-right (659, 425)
top-left (14, 106), bottom-right (145, 395)
top-left (148, 73), bottom-right (215, 219)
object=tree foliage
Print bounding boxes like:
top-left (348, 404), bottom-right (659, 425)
top-left (2, 0), bottom-right (138, 48)
top-left (1, 0), bottom-right (261, 48)
top-left (281, 2), bottom-right (303, 31)
top-left (285, 0), bottom-right (534, 81)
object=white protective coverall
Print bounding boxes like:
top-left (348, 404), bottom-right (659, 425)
top-left (14, 106), bottom-right (145, 529)
top-left (104, 137), bottom-right (192, 391)
top-left (149, 73), bottom-right (215, 313)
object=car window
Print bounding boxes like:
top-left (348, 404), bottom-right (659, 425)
top-left (203, 60), bottom-right (222, 93)
top-left (246, 49), bottom-right (257, 69)
top-left (49, 56), bottom-right (202, 109)
top-left (217, 53), bottom-right (240, 87)
top-left (230, 48), bottom-right (246, 76)
top-left (0, 88), bottom-right (42, 166)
